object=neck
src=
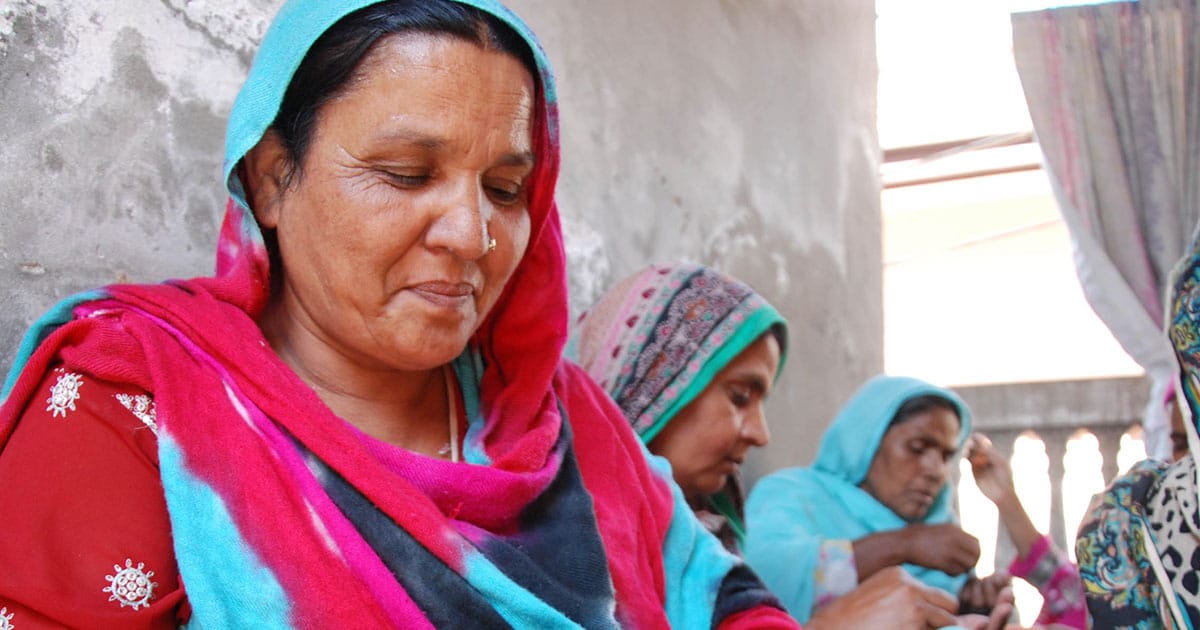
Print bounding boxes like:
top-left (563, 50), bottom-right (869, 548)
top-left (260, 301), bottom-right (451, 456)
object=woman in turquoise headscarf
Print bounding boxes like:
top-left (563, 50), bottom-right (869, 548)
top-left (744, 375), bottom-right (1011, 623)
top-left (0, 2), bottom-right (797, 627)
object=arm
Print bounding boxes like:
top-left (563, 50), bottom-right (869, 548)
top-left (966, 434), bottom-right (1040, 558)
top-left (968, 434), bottom-right (1084, 627)
top-left (852, 523), bottom-right (981, 581)
top-left (745, 472), bottom-right (979, 620)
top-left (0, 367), bottom-right (184, 629)
top-left (1006, 536), bottom-right (1086, 628)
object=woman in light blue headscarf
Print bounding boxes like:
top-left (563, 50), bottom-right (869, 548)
top-left (745, 375), bottom-right (1010, 623)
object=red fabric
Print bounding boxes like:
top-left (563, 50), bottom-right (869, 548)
top-left (0, 368), bottom-right (186, 629)
top-left (718, 606), bottom-right (803, 629)
top-left (556, 362), bottom-right (672, 628)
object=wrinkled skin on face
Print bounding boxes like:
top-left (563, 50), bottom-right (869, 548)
top-left (244, 33), bottom-right (535, 381)
top-left (861, 406), bottom-right (960, 522)
top-left (648, 334), bottom-right (782, 502)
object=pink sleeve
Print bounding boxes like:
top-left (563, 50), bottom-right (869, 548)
top-left (0, 367), bottom-right (187, 628)
top-left (1006, 534), bottom-right (1087, 629)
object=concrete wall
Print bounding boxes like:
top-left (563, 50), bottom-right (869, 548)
top-left (0, 0), bottom-right (883, 477)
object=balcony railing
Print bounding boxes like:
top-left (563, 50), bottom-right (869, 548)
top-left (952, 375), bottom-right (1150, 623)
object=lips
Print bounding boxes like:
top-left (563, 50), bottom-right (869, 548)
top-left (909, 488), bottom-right (937, 507)
top-left (408, 281), bottom-right (476, 308)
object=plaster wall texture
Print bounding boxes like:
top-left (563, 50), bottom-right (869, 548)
top-left (0, 0), bottom-right (882, 477)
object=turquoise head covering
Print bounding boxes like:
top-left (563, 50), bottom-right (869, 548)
top-left (744, 375), bottom-right (973, 622)
top-left (812, 375), bottom-right (972, 493)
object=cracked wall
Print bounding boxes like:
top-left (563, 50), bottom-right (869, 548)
top-left (1, 0), bottom-right (881, 472)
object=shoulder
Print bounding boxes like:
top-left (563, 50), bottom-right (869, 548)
top-left (1083, 458), bottom-right (1169, 521)
top-left (0, 364), bottom-right (184, 626)
top-left (1075, 458), bottom-right (1169, 617)
top-left (746, 467), bottom-right (836, 528)
top-left (19, 363), bottom-right (160, 456)
top-left (749, 466), bottom-right (827, 502)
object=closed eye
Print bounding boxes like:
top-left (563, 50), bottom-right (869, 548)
top-left (486, 183), bottom-right (523, 206)
top-left (728, 384), bottom-right (753, 408)
top-left (383, 171), bottom-right (430, 188)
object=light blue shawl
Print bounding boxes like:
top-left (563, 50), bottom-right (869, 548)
top-left (743, 375), bottom-right (973, 622)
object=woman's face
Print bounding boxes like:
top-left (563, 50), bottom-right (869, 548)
top-left (861, 406), bottom-right (960, 522)
top-left (248, 33), bottom-right (535, 372)
top-left (648, 334), bottom-right (782, 502)
top-left (1169, 397), bottom-right (1189, 462)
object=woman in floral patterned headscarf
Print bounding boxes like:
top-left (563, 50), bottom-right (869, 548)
top-left (1075, 227), bottom-right (1200, 629)
top-left (573, 262), bottom-right (787, 553)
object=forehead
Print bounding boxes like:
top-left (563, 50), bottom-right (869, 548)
top-left (883, 406), bottom-right (960, 447)
top-left (330, 32), bottom-right (535, 137)
top-left (720, 334), bottom-right (782, 380)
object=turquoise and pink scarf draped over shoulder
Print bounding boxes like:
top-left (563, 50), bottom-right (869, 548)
top-left (571, 262), bottom-right (788, 549)
top-left (0, 1), bottom-right (794, 627)
top-left (743, 375), bottom-right (973, 621)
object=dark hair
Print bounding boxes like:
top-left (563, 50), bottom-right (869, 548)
top-left (767, 322), bottom-right (788, 356)
top-left (889, 394), bottom-right (960, 428)
top-left (271, 0), bottom-right (539, 186)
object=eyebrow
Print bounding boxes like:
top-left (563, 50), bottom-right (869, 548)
top-left (372, 128), bottom-right (445, 150)
top-left (495, 151), bottom-right (537, 168)
top-left (911, 434), bottom-right (958, 452)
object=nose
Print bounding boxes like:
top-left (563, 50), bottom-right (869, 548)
top-left (424, 177), bottom-right (491, 259)
top-left (920, 449), bottom-right (948, 483)
top-left (740, 405), bottom-right (770, 448)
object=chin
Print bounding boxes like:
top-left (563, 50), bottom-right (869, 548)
top-left (374, 338), bottom-right (468, 371)
top-left (694, 476), bottom-right (729, 499)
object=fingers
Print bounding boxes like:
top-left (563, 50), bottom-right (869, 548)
top-left (984, 578), bottom-right (1012, 608)
top-left (921, 602), bottom-right (961, 629)
top-left (966, 433), bottom-right (992, 459)
top-left (909, 524), bottom-right (981, 575)
top-left (950, 532), bottom-right (982, 574)
top-left (985, 600), bottom-right (1014, 630)
top-left (954, 614), bottom-right (992, 630)
top-left (915, 581), bottom-right (960, 629)
top-left (958, 577), bottom-right (986, 611)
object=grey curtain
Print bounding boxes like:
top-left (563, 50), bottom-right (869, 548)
top-left (1011, 0), bottom-right (1200, 458)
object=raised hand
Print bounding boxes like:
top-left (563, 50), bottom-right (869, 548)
top-left (966, 434), bottom-right (1017, 505)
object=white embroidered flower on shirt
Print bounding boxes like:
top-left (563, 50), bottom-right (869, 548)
top-left (0, 606), bottom-right (13, 630)
top-left (45, 370), bottom-right (84, 418)
top-left (103, 559), bottom-right (157, 610)
top-left (114, 393), bottom-right (158, 435)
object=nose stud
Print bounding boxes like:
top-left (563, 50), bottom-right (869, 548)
top-left (486, 237), bottom-right (497, 253)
